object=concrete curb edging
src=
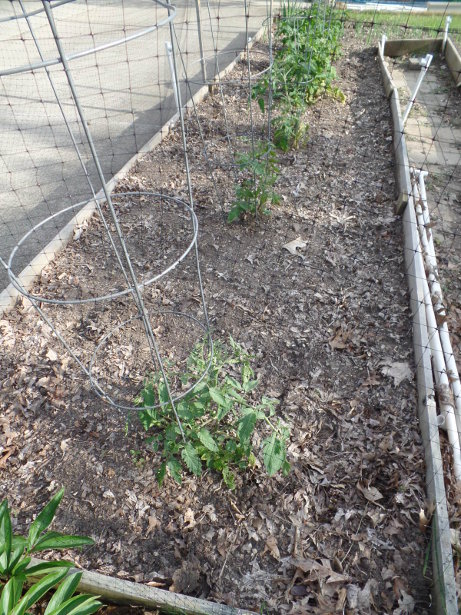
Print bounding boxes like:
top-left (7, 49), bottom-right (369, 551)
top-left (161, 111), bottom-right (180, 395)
top-left (427, 2), bottom-right (461, 15)
top-left (0, 24), bottom-right (267, 318)
top-left (378, 37), bottom-right (458, 614)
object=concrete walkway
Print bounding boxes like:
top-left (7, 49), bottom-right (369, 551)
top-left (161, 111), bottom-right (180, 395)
top-left (0, 0), bottom-right (270, 290)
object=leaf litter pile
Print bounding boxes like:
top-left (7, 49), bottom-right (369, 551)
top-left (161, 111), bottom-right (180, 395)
top-left (0, 28), bottom-right (435, 614)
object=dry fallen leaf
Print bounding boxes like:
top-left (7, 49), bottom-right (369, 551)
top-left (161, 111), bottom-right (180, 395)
top-left (451, 528), bottom-right (461, 553)
top-left (361, 372), bottom-right (381, 388)
top-left (393, 590), bottom-right (415, 614)
top-left (183, 508), bottom-right (196, 530)
top-left (264, 535), bottom-right (280, 560)
top-left (357, 481), bottom-right (384, 504)
top-left (0, 447), bottom-right (16, 467)
top-left (381, 361), bottom-right (413, 386)
top-left (60, 438), bottom-right (70, 454)
top-left (283, 236), bottom-right (307, 255)
top-left (290, 557), bottom-right (349, 583)
top-left (147, 514), bottom-right (160, 536)
top-left (46, 348), bottom-right (58, 362)
top-left (329, 327), bottom-right (352, 350)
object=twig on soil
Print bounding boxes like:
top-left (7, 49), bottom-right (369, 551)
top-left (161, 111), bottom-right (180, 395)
top-left (340, 503), bottom-right (369, 567)
top-left (217, 528), bottom-right (241, 582)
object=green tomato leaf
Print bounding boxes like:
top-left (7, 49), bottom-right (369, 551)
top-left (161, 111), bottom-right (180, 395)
top-left (158, 381), bottom-right (170, 405)
top-left (237, 412), bottom-right (257, 444)
top-left (197, 428), bottom-right (219, 452)
top-left (167, 459), bottom-right (182, 484)
top-left (243, 379), bottom-right (259, 393)
top-left (282, 459), bottom-right (291, 476)
top-left (222, 466), bottom-right (235, 490)
top-left (157, 462), bottom-right (167, 487)
top-left (141, 384), bottom-right (155, 408)
top-left (181, 443), bottom-right (202, 476)
top-left (227, 207), bottom-right (241, 223)
top-left (27, 489), bottom-right (65, 550)
top-left (208, 387), bottom-right (227, 407)
top-left (262, 434), bottom-right (286, 476)
top-left (164, 424), bottom-right (178, 443)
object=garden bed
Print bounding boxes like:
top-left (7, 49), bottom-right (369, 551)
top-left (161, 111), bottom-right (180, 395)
top-left (0, 27), bottom-right (433, 614)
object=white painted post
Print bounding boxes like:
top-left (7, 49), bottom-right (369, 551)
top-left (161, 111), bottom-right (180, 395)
top-left (443, 16), bottom-right (452, 54)
top-left (402, 54), bottom-right (433, 127)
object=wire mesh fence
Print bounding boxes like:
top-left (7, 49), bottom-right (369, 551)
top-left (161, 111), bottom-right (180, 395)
top-left (353, 6), bottom-right (461, 612)
top-left (1, 0), bottom-right (461, 612)
top-left (0, 0), bottom-right (268, 291)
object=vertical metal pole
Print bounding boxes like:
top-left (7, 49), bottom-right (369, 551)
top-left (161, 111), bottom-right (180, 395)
top-left (194, 0), bottom-right (207, 83)
top-left (18, 0), bottom-right (132, 290)
top-left (166, 0), bottom-right (211, 329)
top-left (41, 0), bottom-right (186, 439)
top-left (267, 0), bottom-right (273, 143)
top-left (165, 41), bottom-right (180, 112)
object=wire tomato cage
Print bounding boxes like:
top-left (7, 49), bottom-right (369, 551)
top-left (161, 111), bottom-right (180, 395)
top-left (1, 0), bottom-right (213, 433)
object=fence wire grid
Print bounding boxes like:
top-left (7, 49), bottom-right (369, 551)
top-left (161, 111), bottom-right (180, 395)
top-left (1, 0), bottom-right (461, 613)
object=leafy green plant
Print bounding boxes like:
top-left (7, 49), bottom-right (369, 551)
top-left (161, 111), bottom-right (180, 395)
top-left (228, 142), bottom-right (280, 222)
top-left (272, 110), bottom-right (309, 152)
top-left (0, 489), bottom-right (101, 615)
top-left (130, 449), bottom-right (146, 468)
top-left (252, 1), bottom-right (343, 151)
top-left (136, 338), bottom-right (290, 489)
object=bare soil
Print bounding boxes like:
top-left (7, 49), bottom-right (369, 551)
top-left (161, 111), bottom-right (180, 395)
top-left (1, 28), bottom-right (434, 613)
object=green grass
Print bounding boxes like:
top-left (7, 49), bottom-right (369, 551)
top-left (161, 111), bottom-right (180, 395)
top-left (340, 9), bottom-right (461, 45)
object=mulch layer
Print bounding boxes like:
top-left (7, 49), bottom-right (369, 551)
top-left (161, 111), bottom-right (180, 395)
top-left (0, 26), bottom-right (436, 614)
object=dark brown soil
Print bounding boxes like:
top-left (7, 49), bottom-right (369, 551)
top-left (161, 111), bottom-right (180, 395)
top-left (1, 27), bottom-right (433, 613)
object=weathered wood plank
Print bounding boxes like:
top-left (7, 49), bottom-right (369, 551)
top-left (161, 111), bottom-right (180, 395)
top-left (28, 558), bottom-right (254, 615)
top-left (401, 199), bottom-right (458, 615)
top-left (378, 40), bottom-right (396, 98)
top-left (445, 37), bottom-right (461, 87)
top-left (389, 89), bottom-right (411, 213)
top-left (384, 38), bottom-right (442, 57)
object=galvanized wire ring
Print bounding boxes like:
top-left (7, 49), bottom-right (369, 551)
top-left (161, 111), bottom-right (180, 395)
top-left (7, 191), bottom-right (199, 305)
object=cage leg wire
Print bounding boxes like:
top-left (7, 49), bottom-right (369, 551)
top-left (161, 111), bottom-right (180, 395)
top-left (4, 0), bottom-right (213, 428)
top-left (15, 0), bottom-right (134, 291)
